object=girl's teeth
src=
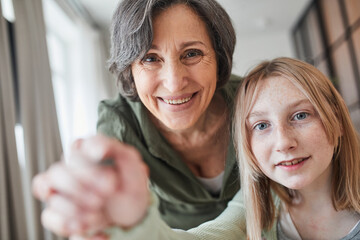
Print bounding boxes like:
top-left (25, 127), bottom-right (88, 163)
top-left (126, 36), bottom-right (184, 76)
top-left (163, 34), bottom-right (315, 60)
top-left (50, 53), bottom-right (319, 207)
top-left (164, 96), bottom-right (191, 105)
top-left (280, 158), bottom-right (305, 166)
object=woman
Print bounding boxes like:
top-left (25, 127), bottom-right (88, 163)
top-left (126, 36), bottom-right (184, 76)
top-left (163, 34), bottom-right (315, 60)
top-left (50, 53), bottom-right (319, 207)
top-left (99, 0), bottom-right (242, 230)
top-left (34, 57), bottom-right (360, 239)
top-left (33, 0), bottom-right (242, 234)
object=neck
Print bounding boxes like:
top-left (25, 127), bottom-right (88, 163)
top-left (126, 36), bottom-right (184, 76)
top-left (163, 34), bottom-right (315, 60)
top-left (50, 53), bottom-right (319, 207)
top-left (150, 93), bottom-right (229, 177)
top-left (291, 163), bottom-right (333, 209)
top-left (287, 164), bottom-right (360, 239)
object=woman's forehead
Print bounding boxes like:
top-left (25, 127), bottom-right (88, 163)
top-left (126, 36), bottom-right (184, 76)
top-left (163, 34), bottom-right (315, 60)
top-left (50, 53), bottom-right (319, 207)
top-left (152, 4), bottom-right (209, 41)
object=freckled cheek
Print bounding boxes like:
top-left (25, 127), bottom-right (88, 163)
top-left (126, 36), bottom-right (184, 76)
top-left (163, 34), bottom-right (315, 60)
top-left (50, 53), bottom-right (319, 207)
top-left (302, 126), bottom-right (328, 145)
top-left (250, 137), bottom-right (270, 165)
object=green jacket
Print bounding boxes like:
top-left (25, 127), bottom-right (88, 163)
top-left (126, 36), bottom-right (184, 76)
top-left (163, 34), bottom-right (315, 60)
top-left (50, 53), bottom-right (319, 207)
top-left (105, 191), bottom-right (360, 240)
top-left (105, 190), bottom-right (279, 240)
top-left (97, 75), bottom-right (242, 229)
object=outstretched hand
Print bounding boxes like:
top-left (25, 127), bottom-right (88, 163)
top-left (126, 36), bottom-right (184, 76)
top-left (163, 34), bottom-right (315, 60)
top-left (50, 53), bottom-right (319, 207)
top-left (32, 135), bottom-right (150, 237)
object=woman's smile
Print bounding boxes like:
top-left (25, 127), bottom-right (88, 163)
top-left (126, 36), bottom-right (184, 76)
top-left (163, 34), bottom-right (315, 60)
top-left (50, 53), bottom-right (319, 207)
top-left (131, 4), bottom-right (217, 131)
top-left (157, 92), bottom-right (198, 113)
top-left (159, 92), bottom-right (197, 105)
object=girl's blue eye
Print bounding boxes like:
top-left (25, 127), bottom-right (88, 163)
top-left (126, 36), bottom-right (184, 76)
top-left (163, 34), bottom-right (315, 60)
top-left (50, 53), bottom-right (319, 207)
top-left (254, 122), bottom-right (269, 131)
top-left (293, 112), bottom-right (308, 121)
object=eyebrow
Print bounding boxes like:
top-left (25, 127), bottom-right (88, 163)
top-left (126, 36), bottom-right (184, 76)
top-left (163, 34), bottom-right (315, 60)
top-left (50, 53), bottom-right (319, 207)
top-left (150, 41), bottom-right (206, 50)
top-left (248, 98), bottom-right (312, 119)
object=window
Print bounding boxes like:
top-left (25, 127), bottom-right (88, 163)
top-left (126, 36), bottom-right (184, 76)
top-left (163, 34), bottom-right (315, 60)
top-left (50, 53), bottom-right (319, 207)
top-left (1, 0), bottom-right (14, 22)
top-left (292, 0), bottom-right (360, 131)
top-left (43, 0), bottom-right (78, 153)
top-left (43, 0), bottom-right (113, 154)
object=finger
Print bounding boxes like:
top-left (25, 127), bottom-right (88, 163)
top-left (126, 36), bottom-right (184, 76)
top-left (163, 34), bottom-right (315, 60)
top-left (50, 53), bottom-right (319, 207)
top-left (79, 135), bottom-right (143, 166)
top-left (48, 194), bottom-right (80, 218)
top-left (65, 151), bottom-right (117, 197)
top-left (77, 135), bottom-right (151, 227)
top-left (47, 195), bottom-right (107, 231)
top-left (70, 165), bottom-right (117, 197)
top-left (32, 173), bottom-right (54, 201)
top-left (41, 208), bottom-right (83, 236)
top-left (79, 135), bottom-right (149, 182)
top-left (42, 206), bottom-right (107, 237)
top-left (47, 162), bottom-right (103, 209)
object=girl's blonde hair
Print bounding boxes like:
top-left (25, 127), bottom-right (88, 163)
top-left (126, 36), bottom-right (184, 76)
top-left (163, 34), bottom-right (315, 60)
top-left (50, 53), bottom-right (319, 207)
top-left (233, 57), bottom-right (360, 239)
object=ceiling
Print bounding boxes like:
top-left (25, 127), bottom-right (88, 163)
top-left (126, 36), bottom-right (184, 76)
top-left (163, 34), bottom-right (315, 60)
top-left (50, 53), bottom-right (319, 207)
top-left (77, 0), bottom-right (311, 34)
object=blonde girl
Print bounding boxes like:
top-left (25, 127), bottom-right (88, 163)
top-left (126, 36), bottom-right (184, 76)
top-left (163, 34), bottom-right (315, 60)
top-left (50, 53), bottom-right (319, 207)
top-left (235, 57), bottom-right (360, 239)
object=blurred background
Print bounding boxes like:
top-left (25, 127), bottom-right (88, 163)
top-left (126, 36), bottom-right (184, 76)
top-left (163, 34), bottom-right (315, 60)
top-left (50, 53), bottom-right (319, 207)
top-left (0, 0), bottom-right (359, 239)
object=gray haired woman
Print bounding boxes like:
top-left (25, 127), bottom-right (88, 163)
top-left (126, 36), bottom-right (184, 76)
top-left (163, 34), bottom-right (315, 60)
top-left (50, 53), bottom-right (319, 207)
top-left (32, 0), bottom-right (242, 236)
top-left (97, 0), bottom-right (241, 230)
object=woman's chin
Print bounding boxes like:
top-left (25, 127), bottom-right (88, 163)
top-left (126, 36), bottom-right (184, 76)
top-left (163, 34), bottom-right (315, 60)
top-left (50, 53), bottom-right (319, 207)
top-left (163, 121), bottom-right (195, 132)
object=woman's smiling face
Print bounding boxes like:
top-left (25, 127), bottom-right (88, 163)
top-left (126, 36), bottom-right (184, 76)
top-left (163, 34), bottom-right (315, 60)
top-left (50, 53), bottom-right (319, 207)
top-left (247, 76), bottom-right (335, 190)
top-left (131, 4), bottom-right (217, 131)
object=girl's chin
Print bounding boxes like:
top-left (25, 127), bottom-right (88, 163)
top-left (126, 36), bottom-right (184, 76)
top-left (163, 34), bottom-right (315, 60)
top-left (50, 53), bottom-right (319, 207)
top-left (275, 178), bottom-right (309, 191)
top-left (281, 182), bottom-right (307, 191)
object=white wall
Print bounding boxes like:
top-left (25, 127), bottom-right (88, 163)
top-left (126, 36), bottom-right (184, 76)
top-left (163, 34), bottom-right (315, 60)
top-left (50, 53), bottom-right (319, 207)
top-left (232, 31), bottom-right (295, 76)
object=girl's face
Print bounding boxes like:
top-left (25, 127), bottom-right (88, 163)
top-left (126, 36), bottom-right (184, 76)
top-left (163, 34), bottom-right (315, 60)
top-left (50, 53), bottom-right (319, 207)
top-left (131, 4), bottom-right (217, 131)
top-left (247, 76), bottom-right (335, 190)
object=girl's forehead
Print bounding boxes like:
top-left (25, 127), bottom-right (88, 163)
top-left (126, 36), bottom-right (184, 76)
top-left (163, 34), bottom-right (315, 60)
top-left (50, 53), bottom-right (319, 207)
top-left (249, 76), bottom-right (309, 112)
top-left (258, 76), bottom-right (300, 96)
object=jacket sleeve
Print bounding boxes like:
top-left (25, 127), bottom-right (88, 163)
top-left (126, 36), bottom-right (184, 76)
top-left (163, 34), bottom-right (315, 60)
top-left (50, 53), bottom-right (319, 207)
top-left (105, 190), bottom-right (247, 240)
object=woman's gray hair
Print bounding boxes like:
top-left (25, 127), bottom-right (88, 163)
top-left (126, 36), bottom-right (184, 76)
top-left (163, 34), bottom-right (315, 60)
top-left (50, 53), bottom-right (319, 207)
top-left (108, 0), bottom-right (236, 101)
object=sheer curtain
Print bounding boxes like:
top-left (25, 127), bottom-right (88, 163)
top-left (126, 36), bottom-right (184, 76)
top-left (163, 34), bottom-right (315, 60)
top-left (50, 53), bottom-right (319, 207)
top-left (0, 2), bottom-right (26, 239)
top-left (61, 20), bottom-right (116, 154)
top-left (1, 0), bottom-right (64, 239)
top-left (1, 0), bottom-right (115, 238)
top-left (44, 0), bottom-right (116, 155)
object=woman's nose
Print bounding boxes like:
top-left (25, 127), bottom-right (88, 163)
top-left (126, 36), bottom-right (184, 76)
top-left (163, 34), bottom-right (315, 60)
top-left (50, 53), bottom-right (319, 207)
top-left (274, 125), bottom-right (297, 153)
top-left (161, 61), bottom-right (187, 93)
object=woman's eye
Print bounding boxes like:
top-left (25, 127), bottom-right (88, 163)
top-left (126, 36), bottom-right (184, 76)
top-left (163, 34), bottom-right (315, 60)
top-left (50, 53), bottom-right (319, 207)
top-left (185, 49), bottom-right (202, 58)
top-left (254, 122), bottom-right (269, 131)
top-left (142, 54), bottom-right (159, 63)
top-left (293, 112), bottom-right (309, 121)
top-left (181, 49), bottom-right (203, 65)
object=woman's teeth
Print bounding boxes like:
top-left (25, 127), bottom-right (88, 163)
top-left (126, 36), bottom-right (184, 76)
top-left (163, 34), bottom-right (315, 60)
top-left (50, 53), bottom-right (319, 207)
top-left (279, 157), bottom-right (308, 166)
top-left (163, 96), bottom-right (191, 105)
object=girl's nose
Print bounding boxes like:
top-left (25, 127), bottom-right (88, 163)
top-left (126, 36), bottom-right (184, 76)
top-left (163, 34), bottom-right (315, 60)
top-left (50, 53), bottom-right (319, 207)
top-left (274, 125), bottom-right (297, 153)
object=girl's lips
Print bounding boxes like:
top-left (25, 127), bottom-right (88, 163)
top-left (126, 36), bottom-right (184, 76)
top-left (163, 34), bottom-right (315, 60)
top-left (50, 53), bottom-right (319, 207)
top-left (276, 156), bottom-right (310, 166)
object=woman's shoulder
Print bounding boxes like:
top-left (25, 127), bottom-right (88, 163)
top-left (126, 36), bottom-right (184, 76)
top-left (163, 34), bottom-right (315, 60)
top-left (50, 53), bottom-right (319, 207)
top-left (218, 74), bottom-right (243, 115)
top-left (97, 94), bottom-right (143, 141)
top-left (229, 74), bottom-right (243, 83)
top-left (221, 74), bottom-right (242, 97)
top-left (227, 74), bottom-right (243, 91)
top-left (98, 94), bottom-right (139, 113)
